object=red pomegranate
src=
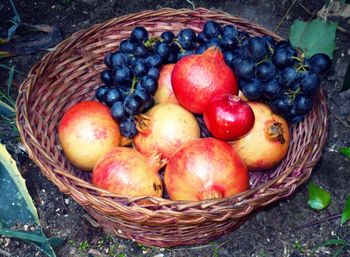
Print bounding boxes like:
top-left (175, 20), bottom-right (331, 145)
top-left (164, 138), bottom-right (249, 201)
top-left (171, 47), bottom-right (238, 114)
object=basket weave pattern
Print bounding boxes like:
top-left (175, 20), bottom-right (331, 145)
top-left (16, 8), bottom-right (328, 247)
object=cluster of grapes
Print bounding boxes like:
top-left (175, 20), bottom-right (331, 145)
top-left (190, 21), bottom-right (332, 123)
top-left (96, 21), bottom-right (331, 138)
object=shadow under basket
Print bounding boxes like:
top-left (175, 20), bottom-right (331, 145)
top-left (16, 8), bottom-right (329, 247)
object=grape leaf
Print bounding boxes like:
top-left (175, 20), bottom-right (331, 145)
top-left (339, 147), bottom-right (350, 159)
top-left (341, 195), bottom-right (350, 225)
top-left (308, 182), bottom-right (331, 210)
top-left (289, 19), bottom-right (338, 59)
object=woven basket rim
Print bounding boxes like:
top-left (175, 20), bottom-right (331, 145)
top-left (15, 7), bottom-right (329, 213)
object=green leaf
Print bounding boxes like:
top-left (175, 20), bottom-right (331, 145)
top-left (307, 182), bottom-right (331, 210)
top-left (0, 143), bottom-right (39, 227)
top-left (341, 195), bottom-right (350, 225)
top-left (0, 100), bottom-right (15, 118)
top-left (0, 229), bottom-right (57, 257)
top-left (311, 239), bottom-right (349, 256)
top-left (339, 147), bottom-right (350, 159)
top-left (289, 19), bottom-right (338, 59)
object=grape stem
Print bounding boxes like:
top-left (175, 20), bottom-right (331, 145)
top-left (144, 36), bottom-right (161, 48)
top-left (173, 39), bottom-right (185, 53)
top-left (129, 76), bottom-right (138, 94)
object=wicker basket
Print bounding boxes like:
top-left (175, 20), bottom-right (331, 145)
top-left (16, 8), bottom-right (328, 247)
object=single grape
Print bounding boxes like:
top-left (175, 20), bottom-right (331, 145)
top-left (134, 84), bottom-right (151, 103)
top-left (105, 88), bottom-right (123, 107)
top-left (95, 85), bottom-right (108, 102)
top-left (223, 51), bottom-right (235, 68)
top-left (103, 53), bottom-right (113, 68)
top-left (255, 61), bottom-right (276, 82)
top-left (238, 46), bottom-right (249, 59)
top-left (154, 42), bottom-right (170, 60)
top-left (113, 65), bottom-right (133, 84)
top-left (130, 26), bottom-right (149, 43)
top-left (147, 67), bottom-right (160, 80)
top-left (270, 94), bottom-right (290, 116)
top-left (262, 79), bottom-right (282, 100)
top-left (235, 59), bottom-right (255, 80)
top-left (141, 76), bottom-right (157, 95)
top-left (124, 94), bottom-right (143, 115)
top-left (222, 24), bottom-right (238, 39)
top-left (300, 72), bottom-right (320, 95)
top-left (166, 52), bottom-right (178, 63)
top-left (196, 31), bottom-right (208, 44)
top-left (110, 52), bottom-right (129, 67)
top-left (178, 28), bottom-right (197, 50)
top-left (286, 104), bottom-right (305, 123)
top-left (145, 54), bottom-right (163, 68)
top-left (309, 53), bottom-right (332, 74)
top-left (133, 45), bottom-right (148, 58)
top-left (119, 117), bottom-right (138, 138)
top-left (261, 35), bottom-right (275, 51)
top-left (271, 46), bottom-right (297, 68)
top-left (142, 98), bottom-right (155, 112)
top-left (221, 36), bottom-right (238, 50)
top-left (203, 20), bottom-right (222, 38)
top-left (111, 101), bottom-right (127, 122)
top-left (119, 39), bottom-right (136, 54)
top-left (132, 59), bottom-right (148, 78)
top-left (241, 79), bottom-right (263, 100)
top-left (275, 40), bottom-right (291, 50)
top-left (247, 37), bottom-right (269, 61)
top-left (195, 44), bottom-right (207, 54)
top-left (278, 67), bottom-right (299, 88)
top-left (100, 69), bottom-right (113, 86)
top-left (161, 31), bottom-right (175, 44)
top-left (294, 94), bottom-right (312, 115)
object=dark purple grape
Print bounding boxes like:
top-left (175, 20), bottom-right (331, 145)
top-left (178, 50), bottom-right (195, 60)
top-left (247, 37), bottom-right (269, 61)
top-left (271, 94), bottom-right (290, 116)
top-left (105, 88), bottom-right (123, 107)
top-left (275, 40), bottom-right (291, 50)
top-left (132, 59), bottom-right (148, 78)
top-left (161, 31), bottom-right (175, 44)
top-left (309, 53), bottom-right (332, 74)
top-left (111, 101), bottom-right (127, 122)
top-left (119, 39), bottom-right (136, 54)
top-left (147, 67), bottom-right (160, 80)
top-left (178, 28), bottom-right (197, 50)
top-left (261, 35), bottom-right (275, 51)
top-left (300, 72), bottom-right (320, 95)
top-left (145, 54), bottom-right (162, 68)
top-left (130, 26), bottom-right (149, 43)
top-left (110, 52), bottom-right (129, 67)
top-left (203, 20), bottom-right (222, 38)
top-left (134, 84), bottom-right (151, 103)
top-left (272, 46), bottom-right (297, 68)
top-left (154, 42), bottom-right (170, 60)
top-left (221, 36), bottom-right (238, 50)
top-left (166, 52), bottom-right (178, 63)
top-left (241, 79), bottom-right (263, 100)
top-left (119, 117), bottom-right (138, 138)
top-left (142, 98), bottom-right (155, 112)
top-left (124, 94), bottom-right (143, 115)
top-left (223, 51), bottom-right (235, 68)
top-left (206, 38), bottom-right (221, 49)
top-left (141, 76), bottom-right (157, 95)
top-left (278, 67), bottom-right (299, 88)
top-left (235, 59), bottom-right (255, 80)
top-left (222, 24), bottom-right (238, 39)
top-left (294, 94), bottom-right (312, 115)
top-left (133, 45), bottom-right (148, 58)
top-left (113, 65), bottom-right (133, 84)
top-left (197, 31), bottom-right (208, 44)
top-left (255, 61), bottom-right (276, 82)
top-left (195, 44), bottom-right (207, 54)
top-left (287, 104), bottom-right (305, 123)
top-left (262, 79), bottom-right (282, 100)
top-left (103, 53), bottom-right (113, 68)
top-left (95, 85), bottom-right (108, 102)
top-left (100, 69), bottom-right (113, 85)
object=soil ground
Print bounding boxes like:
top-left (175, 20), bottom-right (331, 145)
top-left (0, 0), bottom-right (350, 257)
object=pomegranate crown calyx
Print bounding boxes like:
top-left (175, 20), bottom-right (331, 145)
top-left (203, 46), bottom-right (224, 61)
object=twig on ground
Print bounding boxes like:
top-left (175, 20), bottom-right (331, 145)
top-left (185, 0), bottom-right (196, 10)
top-left (293, 213), bottom-right (342, 231)
top-left (329, 109), bottom-right (350, 128)
top-left (274, 0), bottom-right (299, 33)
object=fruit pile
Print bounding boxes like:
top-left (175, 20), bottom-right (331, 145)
top-left (58, 20), bottom-right (331, 202)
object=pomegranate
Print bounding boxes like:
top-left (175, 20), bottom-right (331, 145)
top-left (92, 147), bottom-right (165, 197)
top-left (154, 64), bottom-right (179, 104)
top-left (171, 47), bottom-right (238, 114)
top-left (58, 101), bottom-right (121, 171)
top-left (204, 94), bottom-right (255, 140)
top-left (164, 138), bottom-right (249, 201)
top-left (230, 102), bottom-right (290, 171)
top-left (133, 103), bottom-right (200, 160)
